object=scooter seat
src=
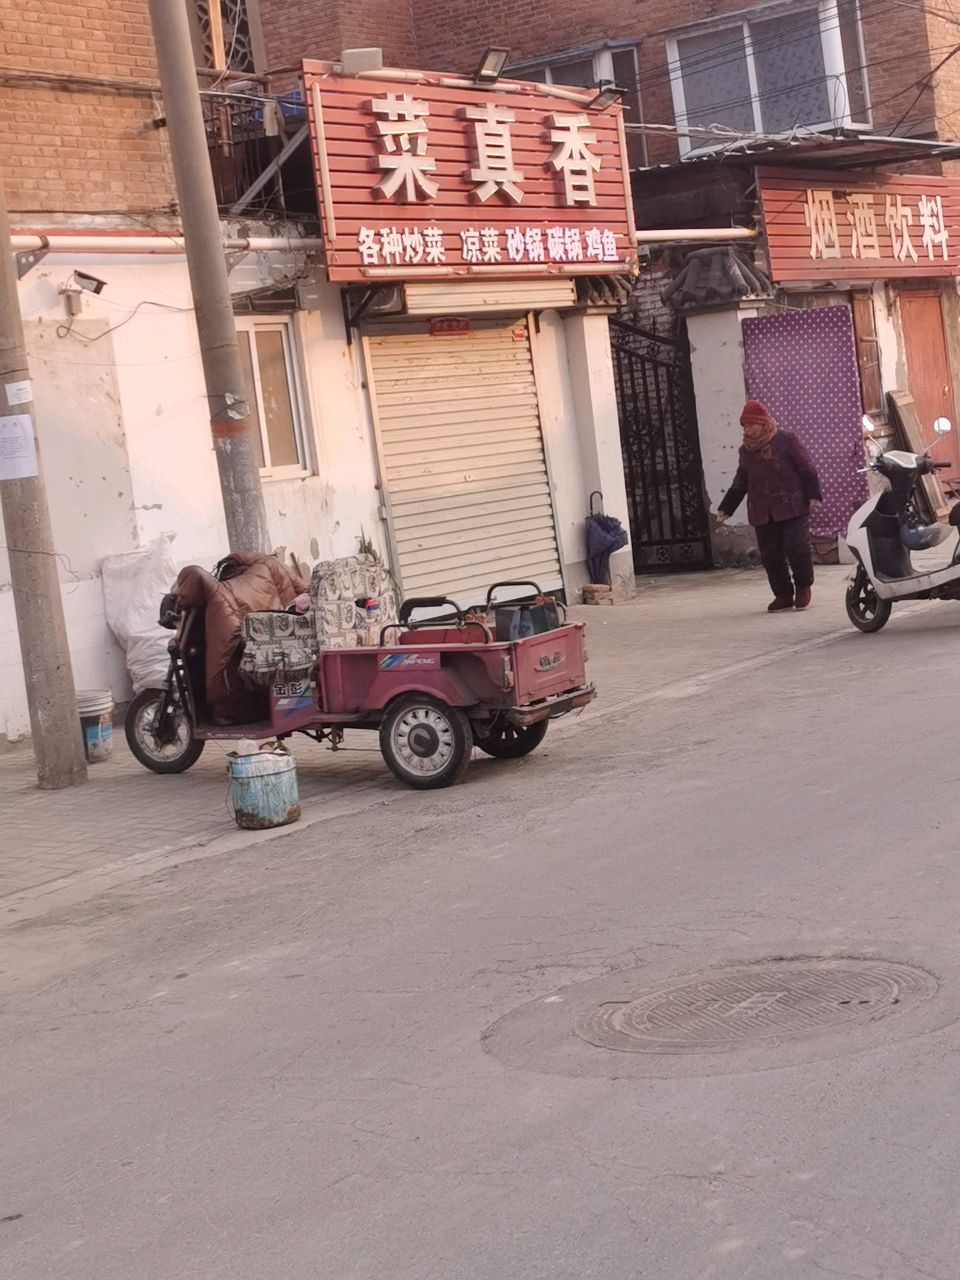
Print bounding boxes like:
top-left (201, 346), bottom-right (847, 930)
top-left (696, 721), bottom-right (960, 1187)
top-left (949, 503), bottom-right (960, 528)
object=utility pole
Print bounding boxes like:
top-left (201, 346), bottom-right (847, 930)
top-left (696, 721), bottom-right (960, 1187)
top-left (147, 0), bottom-right (269, 553)
top-left (0, 171), bottom-right (87, 789)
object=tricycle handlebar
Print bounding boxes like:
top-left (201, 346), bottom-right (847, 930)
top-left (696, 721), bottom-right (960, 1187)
top-left (485, 580), bottom-right (543, 607)
top-left (399, 596), bottom-right (464, 625)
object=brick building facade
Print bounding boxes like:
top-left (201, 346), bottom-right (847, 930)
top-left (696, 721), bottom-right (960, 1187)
top-left (4, 2), bottom-right (958, 221)
top-left (257, 0), bottom-right (960, 165)
top-left (0, 0), bottom-right (175, 219)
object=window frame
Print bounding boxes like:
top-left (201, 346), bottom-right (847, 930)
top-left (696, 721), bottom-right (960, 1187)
top-left (510, 45), bottom-right (648, 168)
top-left (233, 314), bottom-right (312, 481)
top-left (666, 0), bottom-right (872, 158)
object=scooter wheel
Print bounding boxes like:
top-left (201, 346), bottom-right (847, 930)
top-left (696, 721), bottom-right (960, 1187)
top-left (125, 688), bottom-right (205, 773)
top-left (379, 695), bottom-right (473, 789)
top-left (846, 570), bottom-right (892, 633)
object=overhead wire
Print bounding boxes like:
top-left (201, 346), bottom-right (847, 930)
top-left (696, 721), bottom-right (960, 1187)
top-left (888, 39), bottom-right (960, 130)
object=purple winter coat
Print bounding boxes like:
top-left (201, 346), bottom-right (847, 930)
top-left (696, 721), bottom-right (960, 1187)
top-left (718, 430), bottom-right (822, 526)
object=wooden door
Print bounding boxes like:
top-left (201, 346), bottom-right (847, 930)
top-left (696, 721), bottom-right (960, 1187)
top-left (900, 291), bottom-right (959, 478)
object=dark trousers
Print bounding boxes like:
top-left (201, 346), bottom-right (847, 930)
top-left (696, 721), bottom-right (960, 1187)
top-left (755, 515), bottom-right (814, 599)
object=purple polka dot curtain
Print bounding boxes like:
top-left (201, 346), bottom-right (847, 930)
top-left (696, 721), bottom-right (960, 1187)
top-left (742, 306), bottom-right (868, 539)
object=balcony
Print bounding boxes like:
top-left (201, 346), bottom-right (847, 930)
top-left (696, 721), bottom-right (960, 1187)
top-left (200, 73), bottom-right (319, 223)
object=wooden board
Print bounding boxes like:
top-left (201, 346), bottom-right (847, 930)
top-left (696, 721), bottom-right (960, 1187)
top-left (887, 389), bottom-right (949, 520)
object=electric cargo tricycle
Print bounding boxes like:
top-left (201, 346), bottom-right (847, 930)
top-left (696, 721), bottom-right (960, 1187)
top-left (125, 583), bottom-right (596, 789)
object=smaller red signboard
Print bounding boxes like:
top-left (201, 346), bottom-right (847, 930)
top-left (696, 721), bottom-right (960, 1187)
top-left (303, 61), bottom-right (637, 283)
top-left (759, 168), bottom-right (960, 283)
top-left (429, 316), bottom-right (471, 335)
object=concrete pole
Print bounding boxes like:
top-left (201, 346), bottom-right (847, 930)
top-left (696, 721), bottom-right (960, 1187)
top-left (0, 171), bottom-right (87, 789)
top-left (147, 0), bottom-right (269, 553)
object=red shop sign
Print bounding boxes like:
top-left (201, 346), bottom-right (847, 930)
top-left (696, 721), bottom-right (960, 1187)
top-left (759, 167), bottom-right (960, 283)
top-left (303, 61), bottom-right (637, 283)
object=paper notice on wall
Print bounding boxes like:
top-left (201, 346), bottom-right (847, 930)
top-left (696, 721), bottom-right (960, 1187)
top-left (0, 414), bottom-right (39, 480)
top-left (5, 380), bottom-right (32, 406)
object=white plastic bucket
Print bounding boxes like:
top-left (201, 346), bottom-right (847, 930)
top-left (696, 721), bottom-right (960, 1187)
top-left (77, 690), bottom-right (114, 764)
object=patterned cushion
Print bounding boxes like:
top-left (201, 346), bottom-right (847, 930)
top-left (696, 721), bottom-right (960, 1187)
top-left (238, 610), bottom-right (319, 687)
top-left (310, 555), bottom-right (398, 649)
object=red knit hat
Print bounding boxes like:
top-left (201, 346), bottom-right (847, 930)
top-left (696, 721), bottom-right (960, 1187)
top-left (740, 399), bottom-right (774, 428)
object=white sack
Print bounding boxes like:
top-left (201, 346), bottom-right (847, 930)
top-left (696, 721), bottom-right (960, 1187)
top-left (101, 534), bottom-right (178, 693)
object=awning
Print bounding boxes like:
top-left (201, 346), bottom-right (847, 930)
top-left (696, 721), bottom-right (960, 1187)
top-left (669, 129), bottom-right (960, 171)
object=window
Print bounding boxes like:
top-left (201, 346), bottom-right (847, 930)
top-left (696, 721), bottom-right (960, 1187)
top-left (667, 1), bottom-right (870, 156)
top-left (510, 46), bottom-right (647, 169)
top-left (234, 317), bottom-right (310, 477)
top-left (191, 1), bottom-right (262, 73)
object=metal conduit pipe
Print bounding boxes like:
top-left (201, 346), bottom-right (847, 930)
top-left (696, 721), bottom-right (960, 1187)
top-left (8, 229), bottom-right (753, 255)
top-left (9, 234), bottom-right (326, 254)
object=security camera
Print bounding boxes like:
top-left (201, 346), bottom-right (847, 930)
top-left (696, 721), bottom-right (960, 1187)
top-left (74, 271), bottom-right (107, 295)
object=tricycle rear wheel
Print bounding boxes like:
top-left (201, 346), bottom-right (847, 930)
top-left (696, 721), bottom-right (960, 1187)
top-left (379, 695), bottom-right (473, 789)
top-left (474, 715), bottom-right (548, 759)
top-left (125, 688), bottom-right (205, 774)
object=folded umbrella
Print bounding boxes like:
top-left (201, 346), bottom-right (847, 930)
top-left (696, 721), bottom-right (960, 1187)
top-left (584, 491), bottom-right (628, 584)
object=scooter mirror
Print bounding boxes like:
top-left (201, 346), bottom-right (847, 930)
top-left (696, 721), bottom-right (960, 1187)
top-left (934, 416), bottom-right (953, 435)
top-left (861, 414), bottom-right (876, 434)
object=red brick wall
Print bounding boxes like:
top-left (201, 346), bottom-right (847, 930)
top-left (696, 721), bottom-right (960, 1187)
top-left (410, 0), bottom-right (956, 165)
top-left (261, 0), bottom-right (417, 70)
top-left (4, 0), bottom-right (957, 221)
top-left (923, 11), bottom-right (960, 135)
top-left (0, 0), bottom-right (175, 218)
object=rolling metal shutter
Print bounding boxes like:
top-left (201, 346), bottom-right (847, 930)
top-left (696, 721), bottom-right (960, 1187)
top-left (367, 318), bottom-right (563, 606)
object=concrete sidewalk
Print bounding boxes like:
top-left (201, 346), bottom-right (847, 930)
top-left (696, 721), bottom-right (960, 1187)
top-left (0, 567), bottom-right (855, 902)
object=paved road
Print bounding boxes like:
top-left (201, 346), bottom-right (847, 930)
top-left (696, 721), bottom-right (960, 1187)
top-left (4, 578), bottom-right (960, 1279)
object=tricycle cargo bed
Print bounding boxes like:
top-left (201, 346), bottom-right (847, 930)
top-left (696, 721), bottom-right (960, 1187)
top-left (317, 622), bottom-right (589, 716)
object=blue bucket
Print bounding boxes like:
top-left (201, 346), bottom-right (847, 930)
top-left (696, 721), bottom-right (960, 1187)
top-left (227, 751), bottom-right (301, 830)
top-left (77, 689), bottom-right (114, 764)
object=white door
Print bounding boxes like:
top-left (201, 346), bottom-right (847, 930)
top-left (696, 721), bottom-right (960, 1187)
top-left (366, 317), bottom-right (563, 606)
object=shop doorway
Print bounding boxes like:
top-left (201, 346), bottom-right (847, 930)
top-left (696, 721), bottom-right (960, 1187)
top-left (900, 291), bottom-right (960, 482)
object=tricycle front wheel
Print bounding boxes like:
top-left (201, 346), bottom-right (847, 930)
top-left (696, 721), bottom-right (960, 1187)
top-left (380, 695), bottom-right (473, 789)
top-left (474, 715), bottom-right (548, 759)
top-left (125, 688), bottom-right (205, 774)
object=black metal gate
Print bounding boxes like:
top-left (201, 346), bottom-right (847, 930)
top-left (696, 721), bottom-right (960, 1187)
top-left (610, 318), bottom-right (712, 573)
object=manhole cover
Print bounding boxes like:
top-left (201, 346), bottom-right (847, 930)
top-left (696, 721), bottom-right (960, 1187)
top-left (481, 950), bottom-right (954, 1079)
top-left (574, 958), bottom-right (937, 1055)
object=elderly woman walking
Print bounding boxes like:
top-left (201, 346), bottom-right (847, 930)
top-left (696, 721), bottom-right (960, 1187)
top-left (716, 400), bottom-right (823, 612)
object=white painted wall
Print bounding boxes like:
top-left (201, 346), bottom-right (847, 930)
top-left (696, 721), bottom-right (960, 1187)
top-left (686, 307), bottom-right (753, 527)
top-left (528, 310), bottom-right (630, 598)
top-left (263, 281), bottom-right (385, 566)
top-left (529, 311), bottom-right (584, 587)
top-left (561, 311), bottom-right (633, 595)
top-left (2, 256), bottom-right (379, 744)
top-left (2, 253), bottom-right (214, 742)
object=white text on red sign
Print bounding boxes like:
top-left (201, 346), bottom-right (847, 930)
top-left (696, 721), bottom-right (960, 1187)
top-left (357, 223), bottom-right (621, 266)
top-left (804, 189), bottom-right (950, 263)
top-left (369, 92), bottom-right (607, 208)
